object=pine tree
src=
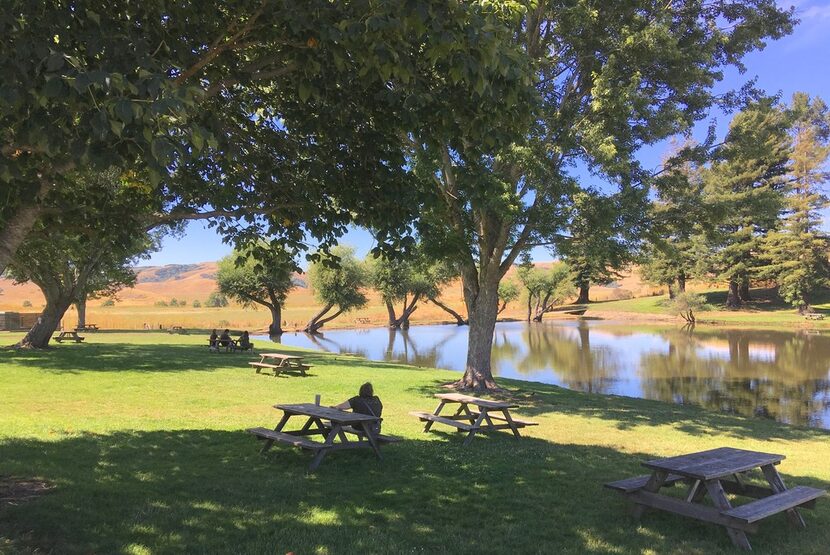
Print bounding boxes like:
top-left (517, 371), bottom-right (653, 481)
top-left (703, 99), bottom-right (792, 308)
top-left (757, 94), bottom-right (830, 312)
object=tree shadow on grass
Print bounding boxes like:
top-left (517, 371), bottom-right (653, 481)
top-left (2, 429), bottom-right (827, 554)
top-left (406, 379), bottom-right (830, 443)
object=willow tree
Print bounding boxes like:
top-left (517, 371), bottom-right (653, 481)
top-left (413, 1), bottom-right (794, 390)
top-left (305, 246), bottom-right (367, 333)
top-left (217, 245), bottom-right (297, 335)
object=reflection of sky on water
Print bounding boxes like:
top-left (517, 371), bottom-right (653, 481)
top-left (256, 320), bottom-right (830, 428)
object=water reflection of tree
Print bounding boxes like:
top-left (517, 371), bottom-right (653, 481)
top-left (303, 332), bottom-right (369, 359)
top-left (511, 322), bottom-right (622, 394)
top-left (639, 329), bottom-right (830, 427)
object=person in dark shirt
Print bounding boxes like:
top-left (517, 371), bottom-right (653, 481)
top-left (333, 382), bottom-right (383, 434)
top-left (239, 330), bottom-right (253, 350)
top-left (218, 329), bottom-right (231, 348)
top-left (209, 329), bottom-right (218, 350)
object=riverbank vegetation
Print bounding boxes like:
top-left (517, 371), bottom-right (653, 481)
top-left (2, 332), bottom-right (830, 553)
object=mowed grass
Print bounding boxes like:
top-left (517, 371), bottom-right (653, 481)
top-left (2, 332), bottom-right (830, 554)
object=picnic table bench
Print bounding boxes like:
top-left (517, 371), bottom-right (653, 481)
top-left (410, 393), bottom-right (538, 446)
top-left (249, 353), bottom-right (312, 377)
top-left (804, 312), bottom-right (824, 320)
top-left (53, 331), bottom-right (85, 343)
top-left (74, 324), bottom-right (98, 332)
top-left (248, 403), bottom-right (397, 471)
top-left (605, 447), bottom-right (825, 550)
top-left (168, 326), bottom-right (188, 334)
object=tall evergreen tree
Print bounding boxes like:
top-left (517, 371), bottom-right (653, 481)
top-left (757, 94), bottom-right (830, 311)
top-left (703, 98), bottom-right (792, 308)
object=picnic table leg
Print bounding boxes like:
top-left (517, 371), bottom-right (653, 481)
top-left (630, 470), bottom-right (668, 519)
top-left (358, 421), bottom-right (382, 460)
top-left (462, 411), bottom-right (486, 446)
top-left (262, 413), bottom-right (292, 454)
top-left (453, 403), bottom-right (476, 424)
top-left (704, 479), bottom-right (752, 550)
top-left (500, 408), bottom-right (522, 439)
top-left (761, 464), bottom-right (807, 529)
top-left (480, 407), bottom-right (497, 430)
top-left (308, 423), bottom-right (341, 471)
top-left (424, 401), bottom-right (446, 432)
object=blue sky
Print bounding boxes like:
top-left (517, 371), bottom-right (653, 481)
top-left (146, 0), bottom-right (830, 267)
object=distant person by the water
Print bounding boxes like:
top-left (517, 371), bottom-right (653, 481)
top-left (333, 382), bottom-right (383, 435)
top-left (219, 329), bottom-right (231, 347)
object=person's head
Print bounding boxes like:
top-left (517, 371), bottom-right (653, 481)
top-left (212, 329), bottom-right (216, 333)
top-left (359, 382), bottom-right (374, 398)
top-left (224, 329), bottom-right (229, 333)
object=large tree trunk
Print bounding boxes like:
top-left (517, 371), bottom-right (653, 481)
top-left (668, 282), bottom-right (677, 300)
top-left (15, 292), bottom-right (73, 348)
top-left (304, 303), bottom-right (342, 333)
top-left (454, 273), bottom-right (501, 391)
top-left (386, 300), bottom-right (398, 328)
top-left (268, 304), bottom-right (283, 335)
top-left (0, 199), bottom-right (47, 277)
top-left (677, 272), bottom-right (687, 293)
top-left (429, 297), bottom-right (467, 325)
top-left (726, 280), bottom-right (741, 309)
top-left (75, 293), bottom-right (87, 329)
top-left (575, 281), bottom-right (590, 304)
top-left (739, 279), bottom-right (751, 302)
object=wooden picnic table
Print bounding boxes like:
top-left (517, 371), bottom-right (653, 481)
top-left (249, 352), bottom-right (311, 377)
top-left (605, 447), bottom-right (826, 550)
top-left (410, 393), bottom-right (538, 446)
top-left (208, 338), bottom-right (240, 352)
top-left (75, 324), bottom-right (98, 332)
top-left (54, 331), bottom-right (85, 343)
top-left (247, 403), bottom-right (397, 471)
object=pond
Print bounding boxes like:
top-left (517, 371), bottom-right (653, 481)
top-left (258, 320), bottom-right (830, 429)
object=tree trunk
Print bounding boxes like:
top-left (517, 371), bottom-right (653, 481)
top-left (726, 280), bottom-right (741, 309)
top-left (429, 297), bottom-right (467, 325)
top-left (739, 279), bottom-right (751, 302)
top-left (668, 282), bottom-right (677, 300)
top-left (575, 281), bottom-right (590, 304)
top-left (268, 304), bottom-right (283, 335)
top-left (526, 294), bottom-right (532, 322)
top-left (75, 293), bottom-right (87, 329)
top-left (454, 274), bottom-right (501, 391)
top-left (677, 272), bottom-right (687, 293)
top-left (304, 302), bottom-right (334, 333)
top-left (386, 300), bottom-right (398, 328)
top-left (15, 293), bottom-right (72, 349)
top-left (0, 183), bottom-right (51, 276)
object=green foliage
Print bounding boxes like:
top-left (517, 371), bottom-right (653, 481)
top-left (662, 292), bottom-right (711, 324)
top-left (216, 245), bottom-right (296, 311)
top-left (517, 263), bottom-right (574, 320)
top-left (308, 246), bottom-right (367, 312)
top-left (205, 292), bottom-right (229, 308)
top-left (100, 299), bottom-right (115, 307)
top-left (191, 300), bottom-right (201, 308)
top-left (155, 301), bottom-right (168, 308)
top-left (170, 298), bottom-right (179, 307)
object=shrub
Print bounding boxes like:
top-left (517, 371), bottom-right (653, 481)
top-left (179, 299), bottom-right (187, 307)
top-left (22, 300), bottom-right (32, 307)
top-left (101, 299), bottom-right (116, 307)
top-left (191, 300), bottom-right (201, 308)
top-left (205, 291), bottom-right (229, 307)
top-left (154, 300), bottom-right (168, 307)
top-left (170, 298), bottom-right (179, 307)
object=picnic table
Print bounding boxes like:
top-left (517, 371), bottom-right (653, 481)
top-left (249, 352), bottom-right (311, 376)
top-left (605, 447), bottom-right (826, 550)
top-left (247, 403), bottom-right (399, 471)
top-left (208, 338), bottom-right (238, 352)
top-left (168, 326), bottom-right (188, 334)
top-left (53, 331), bottom-right (85, 343)
top-left (75, 324), bottom-right (98, 332)
top-left (410, 393), bottom-right (538, 446)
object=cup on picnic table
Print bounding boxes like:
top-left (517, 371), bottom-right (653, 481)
top-left (314, 394), bottom-right (321, 406)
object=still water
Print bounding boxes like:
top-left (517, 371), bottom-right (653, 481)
top-left (259, 320), bottom-right (830, 429)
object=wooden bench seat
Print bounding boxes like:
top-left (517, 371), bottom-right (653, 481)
top-left (469, 411), bottom-right (538, 427)
top-left (409, 411), bottom-right (473, 431)
top-left (250, 362), bottom-right (280, 371)
top-left (246, 427), bottom-right (325, 450)
top-left (605, 473), bottom-right (688, 493)
top-left (336, 425), bottom-right (402, 444)
top-left (722, 486), bottom-right (825, 523)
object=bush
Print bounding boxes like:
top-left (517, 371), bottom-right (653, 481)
top-left (170, 298), bottom-right (179, 307)
top-left (22, 300), bottom-right (32, 307)
top-left (154, 300), bottom-right (168, 307)
top-left (179, 299), bottom-right (187, 307)
top-left (191, 300), bottom-right (201, 308)
top-left (101, 299), bottom-right (116, 307)
top-left (205, 291), bottom-right (229, 307)
top-left (663, 293), bottom-right (710, 324)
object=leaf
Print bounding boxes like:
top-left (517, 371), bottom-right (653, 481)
top-left (45, 52), bottom-right (64, 72)
top-left (298, 82), bottom-right (311, 103)
top-left (114, 99), bottom-right (133, 123)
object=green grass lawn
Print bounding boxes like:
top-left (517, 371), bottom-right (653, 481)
top-left (2, 332), bottom-right (830, 554)
top-left (589, 287), bottom-right (830, 326)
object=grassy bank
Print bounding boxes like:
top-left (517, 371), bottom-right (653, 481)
top-left (587, 287), bottom-right (830, 327)
top-left (1, 332), bottom-right (829, 554)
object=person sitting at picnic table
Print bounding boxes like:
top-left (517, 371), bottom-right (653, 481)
top-left (218, 329), bottom-right (232, 348)
top-left (238, 330), bottom-right (253, 350)
top-left (333, 382), bottom-right (383, 434)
